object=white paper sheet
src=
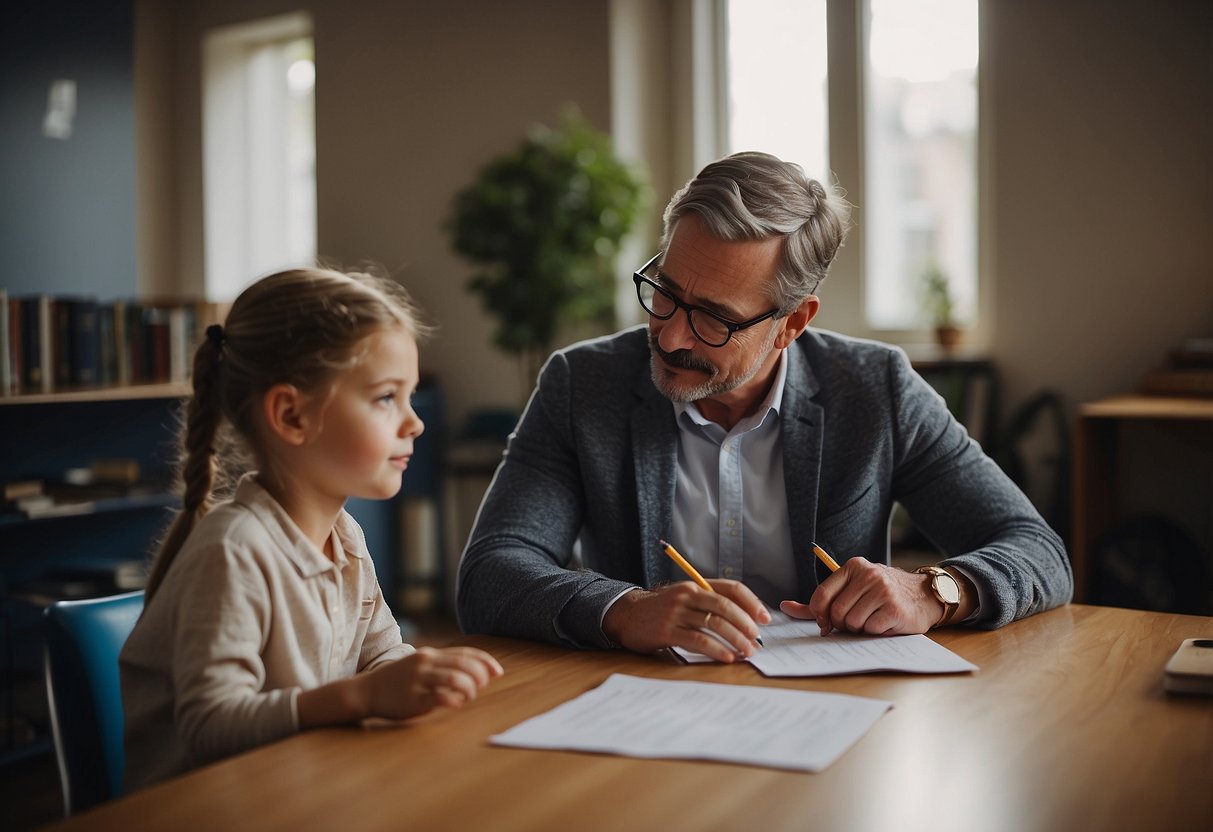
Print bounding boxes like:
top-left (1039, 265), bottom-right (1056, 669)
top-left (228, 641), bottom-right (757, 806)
top-left (674, 610), bottom-right (978, 676)
top-left (490, 673), bottom-right (892, 772)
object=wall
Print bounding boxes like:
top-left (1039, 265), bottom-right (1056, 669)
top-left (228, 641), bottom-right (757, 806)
top-left (818, 0), bottom-right (1213, 420)
top-left (135, 0), bottom-right (1213, 428)
top-left (0, 0), bottom-right (137, 298)
top-left (138, 0), bottom-right (612, 426)
top-left (987, 0), bottom-right (1213, 414)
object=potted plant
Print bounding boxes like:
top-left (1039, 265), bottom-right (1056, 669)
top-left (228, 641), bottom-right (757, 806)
top-left (921, 260), bottom-right (962, 351)
top-left (447, 108), bottom-right (647, 396)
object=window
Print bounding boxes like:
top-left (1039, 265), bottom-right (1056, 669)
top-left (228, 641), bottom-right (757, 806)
top-left (202, 13), bottom-right (316, 301)
top-left (722, 0), bottom-right (980, 335)
top-left (724, 0), bottom-right (829, 184)
top-left (864, 0), bottom-right (978, 330)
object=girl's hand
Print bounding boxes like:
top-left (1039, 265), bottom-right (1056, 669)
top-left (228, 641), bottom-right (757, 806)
top-left (362, 646), bottom-right (504, 720)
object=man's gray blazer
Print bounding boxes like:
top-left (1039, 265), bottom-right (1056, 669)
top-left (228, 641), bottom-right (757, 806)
top-left (456, 325), bottom-right (1072, 648)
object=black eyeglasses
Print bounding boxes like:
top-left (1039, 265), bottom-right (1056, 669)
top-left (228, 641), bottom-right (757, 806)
top-left (632, 252), bottom-right (780, 348)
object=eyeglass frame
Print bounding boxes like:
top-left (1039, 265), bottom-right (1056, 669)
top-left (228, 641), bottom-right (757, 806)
top-left (632, 252), bottom-right (782, 348)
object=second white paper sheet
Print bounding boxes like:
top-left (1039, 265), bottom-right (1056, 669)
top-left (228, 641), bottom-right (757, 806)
top-left (490, 673), bottom-right (892, 772)
top-left (675, 610), bottom-right (978, 676)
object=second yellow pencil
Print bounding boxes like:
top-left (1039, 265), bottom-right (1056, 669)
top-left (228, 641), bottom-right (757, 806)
top-left (811, 541), bottom-right (841, 572)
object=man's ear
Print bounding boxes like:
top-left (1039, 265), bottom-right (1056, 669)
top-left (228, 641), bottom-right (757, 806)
top-left (261, 383), bottom-right (313, 446)
top-left (774, 295), bottom-right (820, 349)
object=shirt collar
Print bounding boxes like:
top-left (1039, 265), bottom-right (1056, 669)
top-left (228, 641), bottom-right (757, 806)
top-left (231, 473), bottom-right (366, 577)
top-left (674, 348), bottom-right (789, 435)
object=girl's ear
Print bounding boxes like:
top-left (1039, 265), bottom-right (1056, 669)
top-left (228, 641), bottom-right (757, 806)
top-left (261, 383), bottom-right (313, 446)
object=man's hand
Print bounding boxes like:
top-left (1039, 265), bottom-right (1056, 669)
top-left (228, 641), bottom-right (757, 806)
top-left (603, 580), bottom-right (771, 662)
top-left (779, 556), bottom-right (942, 636)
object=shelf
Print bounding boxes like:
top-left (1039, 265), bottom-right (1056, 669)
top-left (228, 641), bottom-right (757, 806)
top-left (1078, 394), bottom-right (1213, 422)
top-left (1072, 394), bottom-right (1213, 609)
top-left (0, 382), bottom-right (190, 406)
top-left (0, 492), bottom-right (178, 528)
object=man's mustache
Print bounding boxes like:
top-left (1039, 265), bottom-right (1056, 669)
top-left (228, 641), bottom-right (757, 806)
top-left (649, 336), bottom-right (716, 374)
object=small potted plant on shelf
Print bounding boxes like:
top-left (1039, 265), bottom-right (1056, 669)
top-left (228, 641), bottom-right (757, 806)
top-left (921, 260), bottom-right (962, 351)
top-left (447, 108), bottom-right (647, 400)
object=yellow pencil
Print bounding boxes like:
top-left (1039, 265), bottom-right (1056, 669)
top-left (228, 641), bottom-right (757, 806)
top-left (659, 538), bottom-right (713, 592)
top-left (658, 538), bottom-right (763, 647)
top-left (811, 541), bottom-right (841, 572)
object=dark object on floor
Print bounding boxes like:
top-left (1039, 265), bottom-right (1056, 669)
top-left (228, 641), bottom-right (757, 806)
top-left (1091, 515), bottom-right (1211, 615)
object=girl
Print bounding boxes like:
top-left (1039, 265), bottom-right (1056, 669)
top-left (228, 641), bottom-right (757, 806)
top-left (120, 268), bottom-right (502, 791)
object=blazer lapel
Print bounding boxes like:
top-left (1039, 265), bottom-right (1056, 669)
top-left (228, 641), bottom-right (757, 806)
top-left (631, 372), bottom-right (677, 589)
top-left (781, 341), bottom-right (826, 598)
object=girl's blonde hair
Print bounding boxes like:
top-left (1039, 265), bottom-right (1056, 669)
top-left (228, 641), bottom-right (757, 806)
top-left (143, 267), bottom-right (431, 602)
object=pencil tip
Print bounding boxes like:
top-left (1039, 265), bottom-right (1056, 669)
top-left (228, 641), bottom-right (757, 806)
top-left (657, 538), bottom-right (669, 547)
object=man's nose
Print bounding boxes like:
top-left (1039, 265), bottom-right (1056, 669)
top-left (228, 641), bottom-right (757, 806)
top-left (656, 310), bottom-right (697, 352)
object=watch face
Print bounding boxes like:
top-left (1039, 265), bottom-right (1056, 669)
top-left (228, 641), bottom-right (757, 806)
top-left (936, 573), bottom-right (961, 604)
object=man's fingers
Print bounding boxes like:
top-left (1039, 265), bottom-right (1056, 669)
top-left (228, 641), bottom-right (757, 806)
top-left (709, 578), bottom-right (772, 625)
top-left (691, 612), bottom-right (757, 658)
top-left (682, 625), bottom-right (745, 663)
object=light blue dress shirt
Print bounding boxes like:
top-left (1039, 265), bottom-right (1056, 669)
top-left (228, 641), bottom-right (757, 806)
top-left (668, 351), bottom-right (796, 607)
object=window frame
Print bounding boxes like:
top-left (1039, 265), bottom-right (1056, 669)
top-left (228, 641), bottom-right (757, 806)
top-left (709, 0), bottom-right (991, 348)
top-left (201, 11), bottom-right (316, 302)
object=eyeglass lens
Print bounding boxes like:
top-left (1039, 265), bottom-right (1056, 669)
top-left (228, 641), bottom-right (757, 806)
top-left (636, 279), bottom-right (732, 346)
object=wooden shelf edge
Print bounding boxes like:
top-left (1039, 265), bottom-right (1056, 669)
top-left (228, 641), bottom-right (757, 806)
top-left (0, 382), bottom-right (191, 406)
top-left (1079, 394), bottom-right (1213, 421)
top-left (0, 492), bottom-right (179, 527)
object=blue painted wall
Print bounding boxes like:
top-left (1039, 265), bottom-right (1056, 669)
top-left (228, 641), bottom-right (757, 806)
top-left (0, 1), bottom-right (137, 299)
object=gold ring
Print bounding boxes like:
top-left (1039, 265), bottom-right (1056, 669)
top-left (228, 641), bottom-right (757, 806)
top-left (703, 612), bottom-right (713, 629)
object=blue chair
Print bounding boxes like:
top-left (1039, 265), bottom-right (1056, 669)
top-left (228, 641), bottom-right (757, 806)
top-left (43, 591), bottom-right (144, 815)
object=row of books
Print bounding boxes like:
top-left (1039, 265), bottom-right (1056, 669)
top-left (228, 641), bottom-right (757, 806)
top-left (0, 291), bottom-right (225, 396)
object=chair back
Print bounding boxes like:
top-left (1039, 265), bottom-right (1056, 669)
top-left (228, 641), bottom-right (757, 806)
top-left (44, 591), bottom-right (144, 815)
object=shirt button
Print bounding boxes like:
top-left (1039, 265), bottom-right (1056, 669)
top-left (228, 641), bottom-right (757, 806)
top-left (723, 567), bottom-right (734, 578)
top-left (726, 518), bottom-right (736, 528)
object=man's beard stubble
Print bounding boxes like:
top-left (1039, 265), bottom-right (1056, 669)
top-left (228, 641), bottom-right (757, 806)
top-left (647, 331), bottom-right (775, 404)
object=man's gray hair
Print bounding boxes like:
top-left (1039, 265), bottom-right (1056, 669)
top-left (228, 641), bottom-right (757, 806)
top-left (660, 152), bottom-right (851, 312)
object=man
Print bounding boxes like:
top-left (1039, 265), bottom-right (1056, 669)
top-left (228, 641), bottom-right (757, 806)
top-left (457, 151), bottom-right (1072, 662)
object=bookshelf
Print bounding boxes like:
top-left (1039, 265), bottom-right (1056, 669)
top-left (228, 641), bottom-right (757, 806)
top-left (2, 291), bottom-right (224, 399)
top-left (0, 385), bottom-right (186, 765)
top-left (0, 378), bottom-right (447, 764)
top-left (0, 382), bottom-right (189, 407)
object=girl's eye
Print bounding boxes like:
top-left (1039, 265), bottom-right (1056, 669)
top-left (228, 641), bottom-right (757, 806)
top-left (376, 392), bottom-right (396, 406)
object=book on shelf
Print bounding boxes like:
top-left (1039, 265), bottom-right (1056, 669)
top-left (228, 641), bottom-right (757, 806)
top-left (97, 302), bottom-right (117, 386)
top-left (1, 294), bottom-right (226, 396)
top-left (143, 305), bottom-right (171, 383)
top-left (169, 305), bottom-right (193, 383)
top-left (2, 479), bottom-right (44, 502)
top-left (8, 297), bottom-right (21, 395)
top-left (0, 289), bottom-right (9, 396)
top-left (69, 298), bottom-right (100, 386)
top-left (18, 295), bottom-right (53, 394)
top-left (51, 297), bottom-right (101, 389)
top-left (53, 298), bottom-right (72, 388)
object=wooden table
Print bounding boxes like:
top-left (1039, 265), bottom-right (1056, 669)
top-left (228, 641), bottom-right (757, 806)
top-left (51, 605), bottom-right (1213, 832)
